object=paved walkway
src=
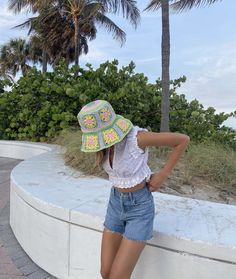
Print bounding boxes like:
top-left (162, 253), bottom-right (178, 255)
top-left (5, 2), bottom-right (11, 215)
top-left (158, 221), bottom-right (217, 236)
top-left (0, 157), bottom-right (56, 279)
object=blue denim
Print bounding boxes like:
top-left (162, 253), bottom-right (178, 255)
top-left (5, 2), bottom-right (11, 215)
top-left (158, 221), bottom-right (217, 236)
top-left (103, 182), bottom-right (155, 242)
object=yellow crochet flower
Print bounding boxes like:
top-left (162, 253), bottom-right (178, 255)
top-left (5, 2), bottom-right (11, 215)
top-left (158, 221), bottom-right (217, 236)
top-left (83, 115), bottom-right (97, 129)
top-left (85, 135), bottom-right (99, 150)
top-left (116, 119), bottom-right (130, 132)
top-left (99, 107), bottom-right (112, 122)
top-left (103, 129), bottom-right (119, 145)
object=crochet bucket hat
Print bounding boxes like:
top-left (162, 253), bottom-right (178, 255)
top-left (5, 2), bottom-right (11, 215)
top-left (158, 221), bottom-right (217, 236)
top-left (77, 100), bottom-right (133, 152)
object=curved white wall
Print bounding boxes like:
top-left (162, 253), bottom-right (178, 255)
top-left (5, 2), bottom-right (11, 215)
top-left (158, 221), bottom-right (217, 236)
top-left (1, 139), bottom-right (236, 279)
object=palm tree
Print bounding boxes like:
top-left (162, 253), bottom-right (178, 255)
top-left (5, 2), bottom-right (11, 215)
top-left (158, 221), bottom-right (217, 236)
top-left (59, 0), bottom-right (141, 73)
top-left (12, 3), bottom-right (96, 72)
top-left (0, 39), bottom-right (31, 77)
top-left (8, 0), bottom-right (141, 75)
top-left (14, 13), bottom-right (50, 73)
top-left (144, 0), bottom-right (222, 132)
top-left (37, 4), bottom-right (96, 70)
top-left (61, 1), bottom-right (101, 71)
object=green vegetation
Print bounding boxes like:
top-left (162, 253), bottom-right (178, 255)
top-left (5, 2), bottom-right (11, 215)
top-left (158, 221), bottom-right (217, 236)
top-left (0, 59), bottom-right (235, 199)
top-left (185, 139), bottom-right (236, 189)
top-left (0, 0), bottom-right (224, 133)
top-left (53, 126), bottom-right (236, 192)
top-left (0, 59), bottom-right (235, 149)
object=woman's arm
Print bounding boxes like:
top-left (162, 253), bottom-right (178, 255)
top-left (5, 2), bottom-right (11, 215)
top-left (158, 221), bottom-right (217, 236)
top-left (137, 131), bottom-right (190, 192)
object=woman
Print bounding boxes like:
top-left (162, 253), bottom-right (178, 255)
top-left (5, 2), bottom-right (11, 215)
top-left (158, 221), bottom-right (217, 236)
top-left (77, 99), bottom-right (190, 279)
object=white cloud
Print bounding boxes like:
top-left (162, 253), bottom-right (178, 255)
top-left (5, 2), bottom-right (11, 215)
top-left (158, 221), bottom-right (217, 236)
top-left (81, 46), bottom-right (108, 62)
top-left (0, 2), bottom-right (29, 44)
top-left (177, 42), bottom-right (236, 129)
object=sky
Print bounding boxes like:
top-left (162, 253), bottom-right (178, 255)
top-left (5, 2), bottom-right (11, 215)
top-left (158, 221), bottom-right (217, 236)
top-left (0, 0), bottom-right (235, 130)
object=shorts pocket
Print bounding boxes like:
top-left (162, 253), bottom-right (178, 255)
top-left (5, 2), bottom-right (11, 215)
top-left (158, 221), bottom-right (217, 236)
top-left (133, 189), bottom-right (153, 206)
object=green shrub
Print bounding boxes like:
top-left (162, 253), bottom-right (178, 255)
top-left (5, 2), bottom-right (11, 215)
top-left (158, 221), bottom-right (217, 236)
top-left (0, 58), bottom-right (235, 150)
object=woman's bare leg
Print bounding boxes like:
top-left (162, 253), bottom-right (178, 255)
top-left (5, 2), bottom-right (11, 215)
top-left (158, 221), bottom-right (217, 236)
top-left (109, 237), bottom-right (146, 279)
top-left (100, 228), bottom-right (123, 279)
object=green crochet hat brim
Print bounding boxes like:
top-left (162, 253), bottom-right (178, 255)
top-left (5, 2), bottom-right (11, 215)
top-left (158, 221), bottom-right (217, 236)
top-left (80, 115), bottom-right (133, 152)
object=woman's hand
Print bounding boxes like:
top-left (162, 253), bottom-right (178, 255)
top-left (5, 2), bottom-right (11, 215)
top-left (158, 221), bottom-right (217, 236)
top-left (146, 171), bottom-right (168, 192)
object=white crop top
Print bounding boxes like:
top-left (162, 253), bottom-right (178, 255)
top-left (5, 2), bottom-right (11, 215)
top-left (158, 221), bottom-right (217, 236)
top-left (102, 125), bottom-right (153, 188)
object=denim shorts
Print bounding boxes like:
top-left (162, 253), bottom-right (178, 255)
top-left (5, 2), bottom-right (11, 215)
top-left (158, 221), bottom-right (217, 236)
top-left (103, 182), bottom-right (155, 242)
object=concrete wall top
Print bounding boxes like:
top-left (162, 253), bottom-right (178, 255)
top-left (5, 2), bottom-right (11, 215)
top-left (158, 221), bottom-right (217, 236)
top-left (1, 140), bottom-right (236, 264)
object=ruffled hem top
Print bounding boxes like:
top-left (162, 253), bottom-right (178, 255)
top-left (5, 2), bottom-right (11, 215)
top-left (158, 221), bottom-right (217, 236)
top-left (102, 125), bottom-right (153, 188)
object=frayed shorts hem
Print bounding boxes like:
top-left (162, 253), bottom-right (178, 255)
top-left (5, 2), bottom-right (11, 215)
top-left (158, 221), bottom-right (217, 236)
top-left (103, 225), bottom-right (123, 236)
top-left (103, 224), bottom-right (153, 243)
top-left (122, 234), bottom-right (154, 243)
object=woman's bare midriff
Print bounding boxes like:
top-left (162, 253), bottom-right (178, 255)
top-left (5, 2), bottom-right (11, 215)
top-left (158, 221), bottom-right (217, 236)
top-left (114, 179), bottom-right (146, 193)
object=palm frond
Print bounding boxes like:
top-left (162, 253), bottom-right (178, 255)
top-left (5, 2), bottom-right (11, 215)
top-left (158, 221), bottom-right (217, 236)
top-left (79, 35), bottom-right (89, 55)
top-left (103, 0), bottom-right (140, 28)
top-left (82, 2), bottom-right (103, 20)
top-left (12, 16), bottom-right (39, 37)
top-left (8, 0), bottom-right (51, 14)
top-left (95, 12), bottom-right (126, 46)
top-left (170, 0), bottom-right (222, 12)
top-left (96, 0), bottom-right (110, 11)
top-left (143, 0), bottom-right (162, 12)
top-left (8, 0), bottom-right (28, 13)
top-left (144, 0), bottom-right (180, 12)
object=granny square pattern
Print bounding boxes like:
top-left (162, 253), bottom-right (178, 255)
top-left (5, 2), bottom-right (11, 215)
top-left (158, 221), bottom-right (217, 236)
top-left (77, 100), bottom-right (133, 152)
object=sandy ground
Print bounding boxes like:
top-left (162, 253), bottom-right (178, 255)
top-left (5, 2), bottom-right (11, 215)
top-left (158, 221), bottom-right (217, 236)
top-left (158, 167), bottom-right (236, 206)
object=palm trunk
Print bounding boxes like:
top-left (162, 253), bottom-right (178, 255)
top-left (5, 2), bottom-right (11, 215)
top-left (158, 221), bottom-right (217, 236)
top-left (160, 0), bottom-right (170, 132)
top-left (42, 49), bottom-right (47, 73)
top-left (74, 15), bottom-right (80, 75)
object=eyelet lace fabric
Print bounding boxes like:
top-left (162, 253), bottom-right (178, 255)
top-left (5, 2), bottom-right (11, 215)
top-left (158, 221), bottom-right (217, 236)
top-left (102, 125), bottom-right (154, 188)
top-left (127, 126), bottom-right (149, 159)
top-left (109, 166), bottom-right (153, 188)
